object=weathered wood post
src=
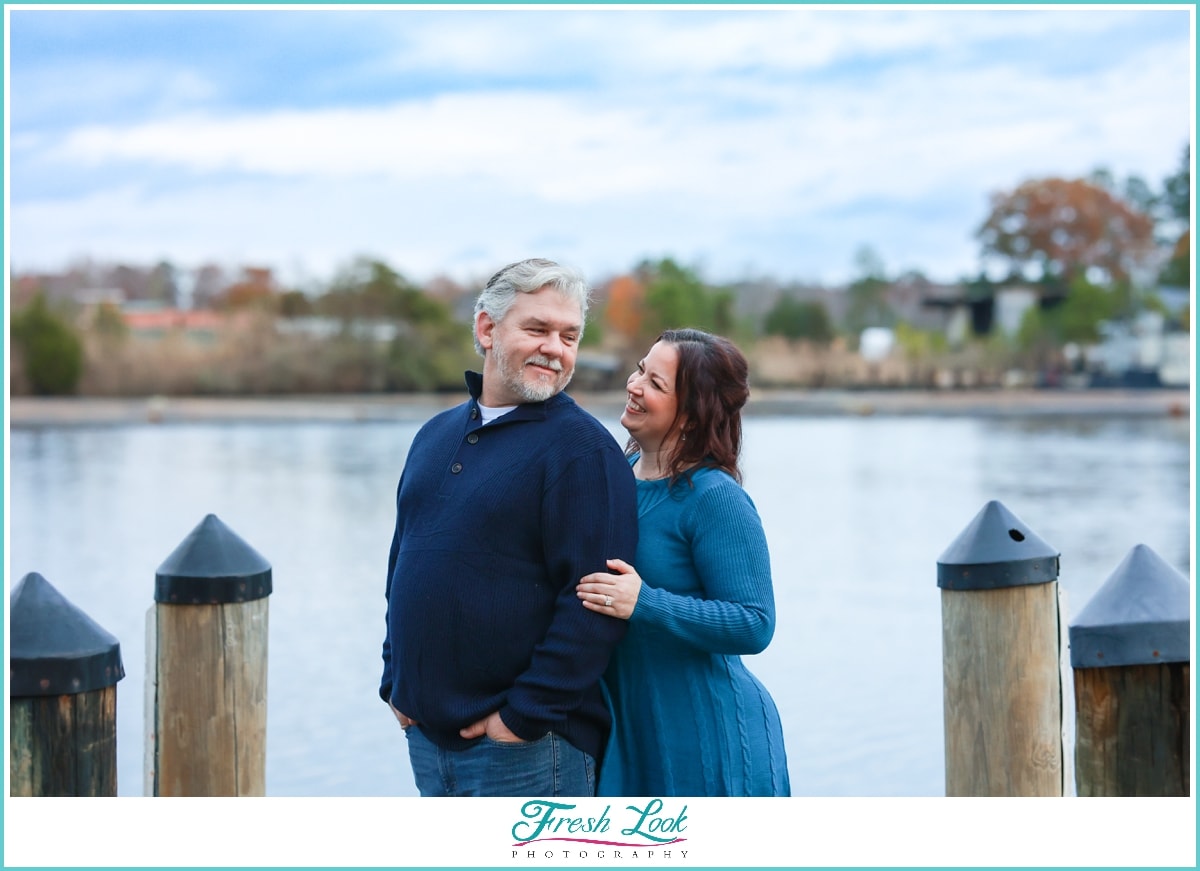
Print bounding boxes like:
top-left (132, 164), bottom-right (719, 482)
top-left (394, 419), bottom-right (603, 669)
top-left (10, 572), bottom-right (125, 796)
top-left (1069, 544), bottom-right (1190, 796)
top-left (147, 514), bottom-right (272, 796)
top-left (938, 500), bottom-right (1065, 796)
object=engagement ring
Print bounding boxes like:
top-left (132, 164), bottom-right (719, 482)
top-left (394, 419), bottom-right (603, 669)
top-left (604, 595), bottom-right (613, 607)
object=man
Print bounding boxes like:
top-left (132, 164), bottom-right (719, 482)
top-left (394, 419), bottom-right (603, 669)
top-left (380, 258), bottom-right (639, 797)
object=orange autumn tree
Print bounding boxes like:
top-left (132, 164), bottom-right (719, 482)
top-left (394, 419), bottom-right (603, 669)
top-left (977, 177), bottom-right (1156, 286)
top-left (604, 273), bottom-right (645, 343)
top-left (218, 267), bottom-right (279, 312)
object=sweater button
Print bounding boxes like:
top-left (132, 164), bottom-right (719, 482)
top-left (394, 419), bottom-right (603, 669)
top-left (466, 433), bottom-right (479, 445)
top-left (451, 462), bottom-right (463, 474)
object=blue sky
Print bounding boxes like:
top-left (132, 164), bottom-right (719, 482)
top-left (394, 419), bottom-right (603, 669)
top-left (6, 5), bottom-right (1194, 290)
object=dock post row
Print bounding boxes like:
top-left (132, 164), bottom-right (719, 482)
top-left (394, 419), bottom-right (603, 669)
top-left (10, 505), bottom-right (1189, 796)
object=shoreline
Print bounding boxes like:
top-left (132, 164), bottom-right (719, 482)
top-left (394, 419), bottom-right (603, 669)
top-left (7, 387), bottom-right (1192, 426)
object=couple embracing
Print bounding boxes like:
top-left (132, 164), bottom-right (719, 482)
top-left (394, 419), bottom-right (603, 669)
top-left (379, 258), bottom-right (790, 798)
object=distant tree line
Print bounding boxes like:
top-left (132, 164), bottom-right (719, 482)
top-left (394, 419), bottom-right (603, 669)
top-left (9, 144), bottom-right (1189, 396)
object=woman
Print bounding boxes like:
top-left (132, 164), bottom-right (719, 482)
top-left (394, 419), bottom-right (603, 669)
top-left (577, 328), bottom-right (790, 797)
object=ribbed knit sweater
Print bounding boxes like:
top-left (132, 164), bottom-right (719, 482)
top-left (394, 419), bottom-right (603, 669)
top-left (598, 464), bottom-right (791, 796)
top-left (380, 372), bottom-right (638, 761)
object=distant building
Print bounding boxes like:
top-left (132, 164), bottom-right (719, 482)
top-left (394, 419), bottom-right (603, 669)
top-left (274, 316), bottom-right (402, 343)
top-left (859, 327), bottom-right (895, 362)
top-left (993, 286), bottom-right (1039, 337)
top-left (572, 350), bottom-right (624, 390)
top-left (76, 287), bottom-right (126, 308)
top-left (919, 282), bottom-right (1061, 344)
top-left (120, 303), bottom-right (224, 342)
top-left (881, 274), bottom-right (956, 332)
top-left (1089, 310), bottom-right (1191, 388)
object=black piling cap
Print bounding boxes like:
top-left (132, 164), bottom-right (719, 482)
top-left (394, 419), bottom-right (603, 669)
top-left (155, 513), bottom-right (272, 605)
top-left (1069, 544), bottom-right (1191, 669)
top-left (9, 572), bottom-right (125, 697)
top-left (937, 500), bottom-right (1060, 591)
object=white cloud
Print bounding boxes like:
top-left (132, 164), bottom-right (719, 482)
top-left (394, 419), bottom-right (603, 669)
top-left (371, 8), bottom-right (1148, 81)
top-left (44, 28), bottom-right (1188, 201)
top-left (8, 6), bottom-right (1193, 286)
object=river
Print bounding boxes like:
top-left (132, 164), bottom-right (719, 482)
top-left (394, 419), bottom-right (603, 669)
top-left (5, 402), bottom-right (1192, 798)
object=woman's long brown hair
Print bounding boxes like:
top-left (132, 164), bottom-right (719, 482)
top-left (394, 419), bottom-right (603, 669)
top-left (625, 328), bottom-right (750, 487)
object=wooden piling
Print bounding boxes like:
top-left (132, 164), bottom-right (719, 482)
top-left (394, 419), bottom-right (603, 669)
top-left (9, 572), bottom-right (124, 796)
top-left (1069, 544), bottom-right (1191, 796)
top-left (938, 500), bottom-right (1065, 796)
top-left (147, 514), bottom-right (272, 796)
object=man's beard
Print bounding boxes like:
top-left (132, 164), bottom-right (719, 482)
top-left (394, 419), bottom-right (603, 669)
top-left (494, 339), bottom-right (573, 403)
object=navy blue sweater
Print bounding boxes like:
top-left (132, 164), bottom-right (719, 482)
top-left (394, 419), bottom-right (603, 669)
top-left (380, 372), bottom-right (638, 760)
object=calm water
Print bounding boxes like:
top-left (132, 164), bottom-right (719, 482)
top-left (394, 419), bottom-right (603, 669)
top-left (6, 409), bottom-right (1192, 797)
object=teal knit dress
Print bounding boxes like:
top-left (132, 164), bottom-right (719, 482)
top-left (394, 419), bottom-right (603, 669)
top-left (597, 464), bottom-right (791, 797)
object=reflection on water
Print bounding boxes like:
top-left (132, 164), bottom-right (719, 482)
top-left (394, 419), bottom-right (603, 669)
top-left (7, 413), bottom-right (1192, 796)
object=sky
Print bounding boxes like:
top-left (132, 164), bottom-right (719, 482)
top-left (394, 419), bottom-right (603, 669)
top-left (4, 4), bottom-right (1195, 292)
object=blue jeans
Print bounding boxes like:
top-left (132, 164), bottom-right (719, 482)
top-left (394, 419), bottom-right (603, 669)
top-left (405, 726), bottom-right (596, 796)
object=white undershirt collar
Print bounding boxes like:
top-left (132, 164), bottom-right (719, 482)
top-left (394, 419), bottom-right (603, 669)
top-left (477, 402), bottom-right (517, 424)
